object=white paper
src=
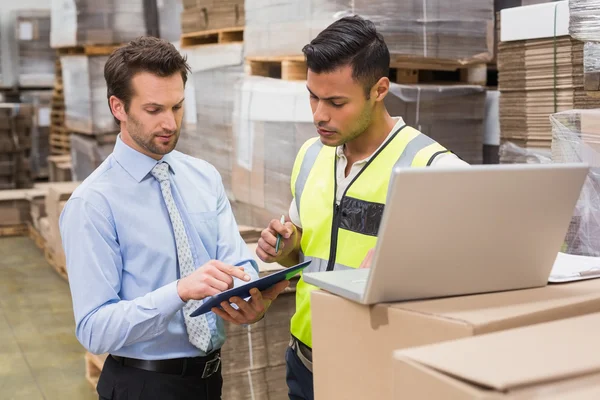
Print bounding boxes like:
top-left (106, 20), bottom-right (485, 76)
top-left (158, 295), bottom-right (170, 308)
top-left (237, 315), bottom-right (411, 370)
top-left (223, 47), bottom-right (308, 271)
top-left (38, 107), bottom-right (50, 127)
top-left (549, 252), bottom-right (600, 283)
top-left (19, 22), bottom-right (34, 41)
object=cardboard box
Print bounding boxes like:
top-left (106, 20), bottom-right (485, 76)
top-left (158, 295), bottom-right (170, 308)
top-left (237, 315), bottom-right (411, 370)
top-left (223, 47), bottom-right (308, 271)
top-left (0, 189), bottom-right (30, 226)
top-left (312, 278), bottom-right (600, 400)
top-left (393, 312), bottom-right (600, 399)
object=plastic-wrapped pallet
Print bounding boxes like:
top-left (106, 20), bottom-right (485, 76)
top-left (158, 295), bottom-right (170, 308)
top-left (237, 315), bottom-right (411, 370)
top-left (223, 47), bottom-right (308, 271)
top-left (245, 0), bottom-right (494, 65)
top-left (14, 10), bottom-right (55, 88)
top-left (0, 103), bottom-right (34, 189)
top-left (498, 141), bottom-right (552, 164)
top-left (569, 0), bottom-right (600, 42)
top-left (60, 54), bottom-right (116, 135)
top-left (550, 109), bottom-right (600, 257)
top-left (232, 77), bottom-right (315, 228)
top-left (584, 42), bottom-right (600, 91)
top-left (70, 134), bottom-right (113, 181)
top-left (20, 91), bottom-right (53, 179)
top-left (50, 0), bottom-right (181, 47)
top-left (176, 43), bottom-right (245, 200)
top-left (385, 83), bottom-right (486, 164)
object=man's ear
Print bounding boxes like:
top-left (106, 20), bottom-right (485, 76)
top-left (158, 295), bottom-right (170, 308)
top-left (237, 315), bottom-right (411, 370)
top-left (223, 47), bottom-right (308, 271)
top-left (371, 77), bottom-right (390, 102)
top-left (109, 95), bottom-right (127, 123)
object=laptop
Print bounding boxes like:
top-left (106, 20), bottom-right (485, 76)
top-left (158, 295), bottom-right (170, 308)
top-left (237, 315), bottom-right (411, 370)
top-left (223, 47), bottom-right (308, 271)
top-left (302, 163), bottom-right (589, 304)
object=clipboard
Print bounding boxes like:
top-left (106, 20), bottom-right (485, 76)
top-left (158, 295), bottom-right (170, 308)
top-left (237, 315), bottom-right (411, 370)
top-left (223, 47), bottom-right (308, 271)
top-left (190, 260), bottom-right (311, 317)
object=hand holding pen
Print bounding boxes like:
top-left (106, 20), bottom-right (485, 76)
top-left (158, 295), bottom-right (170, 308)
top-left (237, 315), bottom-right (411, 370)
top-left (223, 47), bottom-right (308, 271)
top-left (256, 214), bottom-right (298, 263)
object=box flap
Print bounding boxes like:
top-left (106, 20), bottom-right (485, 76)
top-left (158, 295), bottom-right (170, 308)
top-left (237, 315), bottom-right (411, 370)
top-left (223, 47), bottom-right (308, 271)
top-left (395, 313), bottom-right (600, 391)
top-left (391, 279), bottom-right (600, 330)
top-left (500, 1), bottom-right (568, 42)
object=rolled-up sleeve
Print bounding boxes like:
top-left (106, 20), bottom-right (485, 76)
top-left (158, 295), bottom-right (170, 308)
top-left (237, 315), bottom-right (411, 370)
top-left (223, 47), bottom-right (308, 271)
top-left (60, 197), bottom-right (185, 355)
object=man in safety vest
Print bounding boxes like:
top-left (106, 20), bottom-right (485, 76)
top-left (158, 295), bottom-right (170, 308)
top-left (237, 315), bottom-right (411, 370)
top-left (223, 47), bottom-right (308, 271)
top-left (256, 15), bottom-right (469, 400)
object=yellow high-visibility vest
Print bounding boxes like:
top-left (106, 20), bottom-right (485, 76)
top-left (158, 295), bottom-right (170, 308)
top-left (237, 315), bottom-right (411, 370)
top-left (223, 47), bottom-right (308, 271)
top-left (289, 124), bottom-right (450, 347)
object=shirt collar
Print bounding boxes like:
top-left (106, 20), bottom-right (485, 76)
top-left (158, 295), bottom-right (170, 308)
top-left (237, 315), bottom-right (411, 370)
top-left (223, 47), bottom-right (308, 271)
top-left (113, 134), bottom-right (176, 182)
top-left (336, 117), bottom-right (405, 163)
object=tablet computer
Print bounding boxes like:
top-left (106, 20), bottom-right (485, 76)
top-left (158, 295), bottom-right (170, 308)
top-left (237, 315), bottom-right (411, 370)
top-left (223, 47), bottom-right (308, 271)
top-left (190, 260), bottom-right (311, 317)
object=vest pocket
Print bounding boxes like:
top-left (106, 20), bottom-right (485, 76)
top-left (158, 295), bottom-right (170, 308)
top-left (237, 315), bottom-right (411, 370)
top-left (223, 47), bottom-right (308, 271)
top-left (338, 196), bottom-right (385, 237)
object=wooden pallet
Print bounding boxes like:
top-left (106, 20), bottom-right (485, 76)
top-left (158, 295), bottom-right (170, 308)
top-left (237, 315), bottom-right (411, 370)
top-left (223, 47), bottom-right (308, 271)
top-left (246, 56), bottom-right (490, 85)
top-left (57, 44), bottom-right (123, 56)
top-left (0, 224), bottom-right (27, 237)
top-left (85, 352), bottom-right (108, 389)
top-left (27, 222), bottom-right (45, 250)
top-left (181, 27), bottom-right (243, 48)
top-left (44, 246), bottom-right (68, 281)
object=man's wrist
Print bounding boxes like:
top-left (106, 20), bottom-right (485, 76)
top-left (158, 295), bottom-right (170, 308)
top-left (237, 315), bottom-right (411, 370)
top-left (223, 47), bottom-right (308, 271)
top-left (176, 278), bottom-right (189, 302)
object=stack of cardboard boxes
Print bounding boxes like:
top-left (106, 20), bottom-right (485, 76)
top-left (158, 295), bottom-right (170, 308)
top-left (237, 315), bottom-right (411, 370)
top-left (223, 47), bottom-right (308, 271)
top-left (180, 0), bottom-right (244, 34)
top-left (14, 9), bottom-right (55, 88)
top-left (570, 0), bottom-right (600, 95)
top-left (498, 1), bottom-right (600, 158)
top-left (311, 278), bottom-right (600, 399)
top-left (0, 103), bottom-right (34, 189)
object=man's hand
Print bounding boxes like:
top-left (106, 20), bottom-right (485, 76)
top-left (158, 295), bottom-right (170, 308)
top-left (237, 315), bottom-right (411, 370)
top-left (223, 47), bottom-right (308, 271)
top-left (256, 217), bottom-right (298, 263)
top-left (177, 260), bottom-right (251, 302)
top-left (211, 280), bottom-right (290, 325)
top-left (359, 249), bottom-right (375, 269)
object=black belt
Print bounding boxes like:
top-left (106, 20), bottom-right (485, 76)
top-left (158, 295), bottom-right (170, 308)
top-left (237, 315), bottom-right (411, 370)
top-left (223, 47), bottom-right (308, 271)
top-left (111, 350), bottom-right (221, 379)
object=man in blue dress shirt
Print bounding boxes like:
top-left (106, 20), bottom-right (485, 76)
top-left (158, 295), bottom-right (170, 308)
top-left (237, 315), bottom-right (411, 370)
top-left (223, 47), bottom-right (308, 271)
top-left (59, 36), bottom-right (289, 400)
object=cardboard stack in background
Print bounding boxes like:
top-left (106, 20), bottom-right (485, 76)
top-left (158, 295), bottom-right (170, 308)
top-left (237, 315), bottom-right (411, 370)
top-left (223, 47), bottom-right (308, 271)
top-left (569, 0), bottom-right (600, 93)
top-left (176, 43), bottom-right (245, 200)
top-left (50, 0), bottom-right (182, 48)
top-left (220, 293), bottom-right (294, 400)
top-left (20, 90), bottom-right (52, 180)
top-left (498, 1), bottom-right (600, 161)
top-left (245, 0), bottom-right (494, 66)
top-left (0, 189), bottom-right (30, 230)
top-left (181, 0), bottom-right (244, 34)
top-left (385, 84), bottom-right (487, 164)
top-left (0, 103), bottom-right (34, 189)
top-left (311, 278), bottom-right (600, 400)
top-left (231, 77), bottom-right (315, 228)
top-left (58, 53), bottom-right (117, 180)
top-left (14, 9), bottom-right (55, 88)
top-left (59, 54), bottom-right (115, 137)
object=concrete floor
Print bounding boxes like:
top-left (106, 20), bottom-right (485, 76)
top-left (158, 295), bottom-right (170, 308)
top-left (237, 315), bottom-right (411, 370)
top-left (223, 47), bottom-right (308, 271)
top-left (0, 236), bottom-right (97, 400)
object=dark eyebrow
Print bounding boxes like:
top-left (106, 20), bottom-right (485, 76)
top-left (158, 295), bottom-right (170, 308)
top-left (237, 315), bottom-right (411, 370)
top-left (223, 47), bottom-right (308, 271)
top-left (142, 98), bottom-right (185, 107)
top-left (306, 86), bottom-right (348, 101)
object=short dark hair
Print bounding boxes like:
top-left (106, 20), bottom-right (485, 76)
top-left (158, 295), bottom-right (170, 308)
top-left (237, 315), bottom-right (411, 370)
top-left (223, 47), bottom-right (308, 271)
top-left (104, 36), bottom-right (191, 125)
top-left (302, 16), bottom-right (390, 97)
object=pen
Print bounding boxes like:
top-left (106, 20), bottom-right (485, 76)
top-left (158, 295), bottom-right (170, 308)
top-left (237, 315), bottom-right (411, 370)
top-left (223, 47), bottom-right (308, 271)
top-left (275, 214), bottom-right (285, 253)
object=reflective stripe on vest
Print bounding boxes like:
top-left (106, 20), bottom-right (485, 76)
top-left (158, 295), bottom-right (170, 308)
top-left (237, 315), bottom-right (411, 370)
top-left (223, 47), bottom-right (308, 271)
top-left (289, 126), bottom-right (449, 347)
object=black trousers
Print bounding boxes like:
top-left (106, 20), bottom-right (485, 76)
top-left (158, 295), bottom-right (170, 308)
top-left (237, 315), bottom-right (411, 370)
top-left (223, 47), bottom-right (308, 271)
top-left (97, 355), bottom-right (223, 400)
top-left (285, 346), bottom-right (314, 400)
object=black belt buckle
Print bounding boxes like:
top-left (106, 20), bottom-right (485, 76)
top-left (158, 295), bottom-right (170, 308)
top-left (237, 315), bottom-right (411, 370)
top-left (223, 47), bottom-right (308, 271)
top-left (201, 354), bottom-right (221, 379)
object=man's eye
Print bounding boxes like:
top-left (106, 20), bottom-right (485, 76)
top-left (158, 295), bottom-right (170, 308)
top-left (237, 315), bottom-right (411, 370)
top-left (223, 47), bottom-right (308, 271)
top-left (147, 109), bottom-right (159, 114)
top-left (331, 102), bottom-right (344, 108)
top-left (173, 105), bottom-right (183, 110)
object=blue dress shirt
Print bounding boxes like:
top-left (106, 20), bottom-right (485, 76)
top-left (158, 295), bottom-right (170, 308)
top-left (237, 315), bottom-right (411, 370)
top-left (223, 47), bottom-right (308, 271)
top-left (59, 136), bottom-right (258, 360)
